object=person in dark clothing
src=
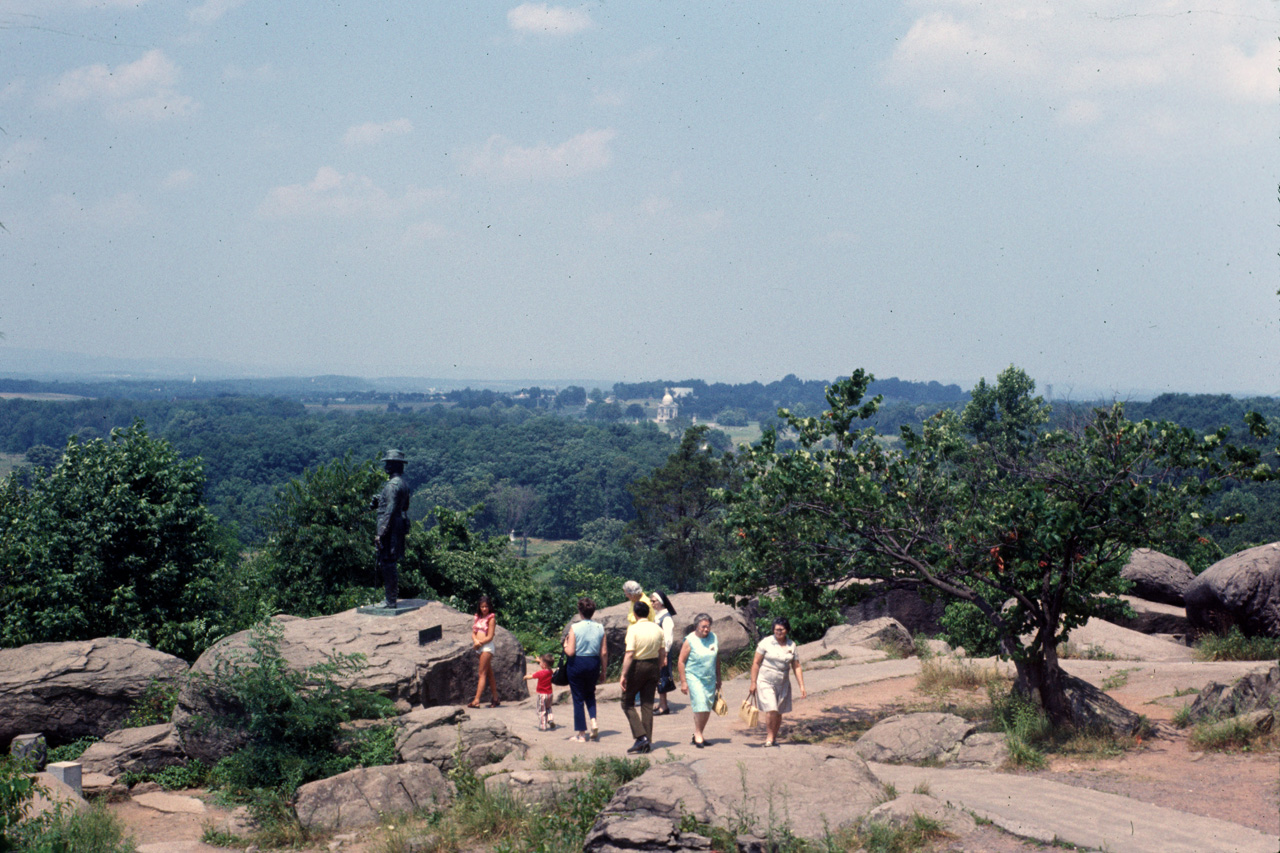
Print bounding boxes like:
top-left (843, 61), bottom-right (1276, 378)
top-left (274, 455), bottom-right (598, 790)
top-left (371, 449), bottom-right (411, 608)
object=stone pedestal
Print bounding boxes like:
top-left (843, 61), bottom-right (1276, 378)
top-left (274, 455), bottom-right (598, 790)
top-left (47, 761), bottom-right (82, 797)
top-left (357, 597), bottom-right (429, 617)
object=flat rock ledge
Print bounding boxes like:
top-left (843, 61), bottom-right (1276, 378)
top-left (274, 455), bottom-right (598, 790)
top-left (585, 746), bottom-right (883, 852)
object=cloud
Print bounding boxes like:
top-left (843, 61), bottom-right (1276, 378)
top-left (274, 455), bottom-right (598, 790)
top-left (506, 3), bottom-right (592, 35)
top-left (464, 128), bottom-right (616, 180)
top-left (885, 0), bottom-right (1274, 138)
top-left (190, 0), bottom-right (247, 25)
top-left (44, 49), bottom-right (196, 120)
top-left (257, 167), bottom-right (440, 219)
top-left (342, 119), bottom-right (413, 147)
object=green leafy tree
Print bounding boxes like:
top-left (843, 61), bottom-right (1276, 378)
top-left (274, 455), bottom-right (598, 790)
top-left (0, 421), bottom-right (228, 660)
top-left (627, 425), bottom-right (739, 591)
top-left (242, 455), bottom-right (385, 618)
top-left (714, 368), bottom-right (1270, 729)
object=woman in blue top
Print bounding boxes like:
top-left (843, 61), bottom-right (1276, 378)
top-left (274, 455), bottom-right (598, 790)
top-left (677, 613), bottom-right (721, 747)
top-left (563, 597), bottom-right (609, 742)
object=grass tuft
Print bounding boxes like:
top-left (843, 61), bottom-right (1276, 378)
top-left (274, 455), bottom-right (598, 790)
top-left (916, 657), bottom-right (1003, 694)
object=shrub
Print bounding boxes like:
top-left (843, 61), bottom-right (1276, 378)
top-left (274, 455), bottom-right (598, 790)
top-left (1188, 717), bottom-right (1267, 751)
top-left (47, 738), bottom-right (99, 764)
top-left (7, 802), bottom-right (136, 853)
top-left (1194, 627), bottom-right (1280, 662)
top-left (123, 679), bottom-right (180, 729)
top-left (0, 760), bottom-right (37, 851)
top-left (990, 686), bottom-right (1051, 769)
top-left (195, 619), bottom-right (396, 799)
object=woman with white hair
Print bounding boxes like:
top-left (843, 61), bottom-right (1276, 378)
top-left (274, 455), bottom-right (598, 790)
top-left (622, 580), bottom-right (655, 624)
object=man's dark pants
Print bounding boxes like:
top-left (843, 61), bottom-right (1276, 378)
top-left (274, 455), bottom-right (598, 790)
top-left (376, 556), bottom-right (399, 605)
top-left (622, 658), bottom-right (660, 742)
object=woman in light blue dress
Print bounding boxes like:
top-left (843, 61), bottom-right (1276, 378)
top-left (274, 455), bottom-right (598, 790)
top-left (677, 613), bottom-right (721, 747)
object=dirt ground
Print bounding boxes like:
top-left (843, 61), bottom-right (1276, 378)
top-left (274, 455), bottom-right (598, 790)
top-left (105, 670), bottom-right (1279, 852)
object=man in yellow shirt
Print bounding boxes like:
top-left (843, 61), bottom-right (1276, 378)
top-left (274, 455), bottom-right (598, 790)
top-left (620, 600), bottom-right (666, 754)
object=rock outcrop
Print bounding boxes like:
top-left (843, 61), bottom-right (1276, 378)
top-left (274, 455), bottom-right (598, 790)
top-left (1122, 549), bottom-right (1195, 606)
top-left (394, 706), bottom-right (526, 771)
top-left (0, 638), bottom-right (187, 747)
top-left (483, 769), bottom-right (588, 805)
top-left (853, 712), bottom-right (978, 765)
top-left (78, 723), bottom-right (187, 777)
top-left (173, 603), bottom-right (528, 763)
top-left (294, 764), bottom-right (453, 831)
top-left (1185, 542), bottom-right (1280, 638)
top-left (1186, 663), bottom-right (1279, 722)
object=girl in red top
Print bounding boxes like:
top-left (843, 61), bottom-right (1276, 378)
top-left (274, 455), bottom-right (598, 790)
top-left (469, 595), bottom-right (500, 708)
top-left (524, 652), bottom-right (556, 730)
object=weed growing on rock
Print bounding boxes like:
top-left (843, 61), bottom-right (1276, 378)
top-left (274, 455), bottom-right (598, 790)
top-left (1188, 716), bottom-right (1277, 752)
top-left (1100, 668), bottom-right (1134, 691)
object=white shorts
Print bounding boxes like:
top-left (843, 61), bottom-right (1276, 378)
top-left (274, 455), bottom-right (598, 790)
top-left (478, 642), bottom-right (495, 655)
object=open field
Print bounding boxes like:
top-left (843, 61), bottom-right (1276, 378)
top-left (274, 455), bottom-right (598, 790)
top-left (511, 537), bottom-right (575, 559)
top-left (0, 451), bottom-right (24, 479)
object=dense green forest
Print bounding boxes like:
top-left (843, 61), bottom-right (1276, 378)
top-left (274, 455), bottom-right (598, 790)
top-left (0, 372), bottom-right (1275, 664)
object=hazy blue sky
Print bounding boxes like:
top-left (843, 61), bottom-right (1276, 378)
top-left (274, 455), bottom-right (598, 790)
top-left (2, 1), bottom-right (1276, 395)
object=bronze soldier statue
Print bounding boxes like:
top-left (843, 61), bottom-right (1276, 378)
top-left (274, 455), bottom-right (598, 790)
top-left (371, 449), bottom-right (412, 608)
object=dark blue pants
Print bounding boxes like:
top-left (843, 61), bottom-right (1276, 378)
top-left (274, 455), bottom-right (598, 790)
top-left (567, 654), bottom-right (601, 732)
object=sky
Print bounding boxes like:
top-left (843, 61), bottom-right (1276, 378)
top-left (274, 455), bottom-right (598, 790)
top-left (1, 1), bottom-right (1277, 397)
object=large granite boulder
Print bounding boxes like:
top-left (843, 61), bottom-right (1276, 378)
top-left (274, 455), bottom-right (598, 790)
top-left (0, 638), bottom-right (188, 748)
top-left (1121, 549), bottom-right (1195, 606)
top-left (394, 706), bottom-right (526, 771)
top-left (78, 723), bottom-right (187, 777)
top-left (294, 763), bottom-right (453, 831)
top-left (587, 592), bottom-right (755, 666)
top-left (584, 747), bottom-right (883, 852)
top-left (173, 603), bottom-right (527, 764)
top-left (1185, 542), bottom-right (1280, 638)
